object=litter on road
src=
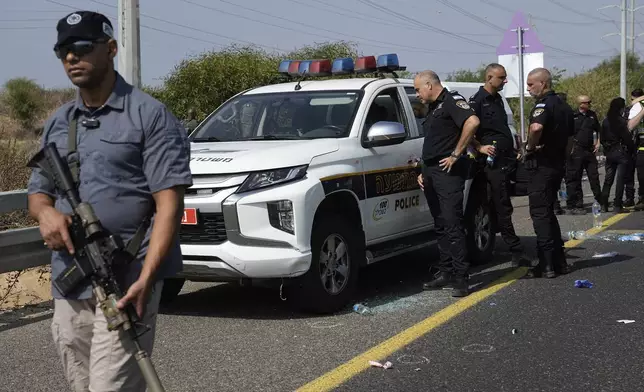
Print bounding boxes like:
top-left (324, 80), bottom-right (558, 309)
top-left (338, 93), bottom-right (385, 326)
top-left (617, 320), bottom-right (635, 324)
top-left (593, 251), bottom-right (619, 258)
top-left (575, 279), bottom-right (594, 288)
top-left (369, 360), bottom-right (393, 369)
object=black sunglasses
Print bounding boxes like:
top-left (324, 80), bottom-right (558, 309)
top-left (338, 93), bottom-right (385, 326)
top-left (54, 40), bottom-right (106, 59)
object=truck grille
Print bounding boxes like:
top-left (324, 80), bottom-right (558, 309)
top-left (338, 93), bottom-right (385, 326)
top-left (179, 212), bottom-right (227, 245)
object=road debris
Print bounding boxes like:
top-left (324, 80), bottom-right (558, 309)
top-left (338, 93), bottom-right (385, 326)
top-left (617, 320), bottom-right (635, 324)
top-left (592, 251), bottom-right (619, 258)
top-left (574, 279), bottom-right (593, 288)
top-left (369, 360), bottom-right (393, 369)
top-left (353, 303), bottom-right (372, 315)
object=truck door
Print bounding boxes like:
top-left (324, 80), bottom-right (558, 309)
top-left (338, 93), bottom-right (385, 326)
top-left (360, 86), bottom-right (429, 242)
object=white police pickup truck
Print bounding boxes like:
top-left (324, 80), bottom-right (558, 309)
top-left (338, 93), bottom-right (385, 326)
top-left (163, 54), bottom-right (519, 313)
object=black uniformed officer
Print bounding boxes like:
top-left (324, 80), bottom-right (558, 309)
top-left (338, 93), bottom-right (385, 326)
top-left (600, 96), bottom-right (642, 213)
top-left (553, 92), bottom-right (575, 215)
top-left (624, 88), bottom-right (644, 206)
top-left (414, 70), bottom-right (480, 297)
top-left (468, 63), bottom-right (528, 267)
top-left (523, 68), bottom-right (571, 278)
top-left (564, 94), bottom-right (602, 214)
top-left (634, 120), bottom-right (644, 210)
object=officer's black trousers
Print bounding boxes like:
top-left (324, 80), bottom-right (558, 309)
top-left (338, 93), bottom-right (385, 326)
top-left (624, 158), bottom-right (636, 202)
top-left (565, 147), bottom-right (602, 208)
top-left (484, 163), bottom-right (522, 253)
top-left (527, 163), bottom-right (565, 270)
top-left (422, 161), bottom-right (469, 278)
top-left (601, 147), bottom-right (630, 207)
top-left (636, 152), bottom-right (644, 198)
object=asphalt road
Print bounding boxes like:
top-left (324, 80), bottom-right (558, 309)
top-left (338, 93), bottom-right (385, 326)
top-left (0, 173), bottom-right (642, 392)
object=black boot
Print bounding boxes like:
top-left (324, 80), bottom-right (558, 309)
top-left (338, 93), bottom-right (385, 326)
top-left (511, 252), bottom-right (530, 268)
top-left (422, 271), bottom-right (453, 290)
top-left (451, 276), bottom-right (470, 297)
top-left (635, 199), bottom-right (644, 211)
top-left (543, 250), bottom-right (557, 278)
top-left (613, 204), bottom-right (627, 214)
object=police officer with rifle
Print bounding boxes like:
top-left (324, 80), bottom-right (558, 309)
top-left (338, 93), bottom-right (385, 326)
top-left (27, 10), bottom-right (192, 391)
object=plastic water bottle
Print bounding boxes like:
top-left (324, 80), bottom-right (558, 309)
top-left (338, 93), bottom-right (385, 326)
top-left (486, 140), bottom-right (497, 166)
top-left (592, 201), bottom-right (602, 228)
top-left (558, 180), bottom-right (567, 201)
top-left (567, 230), bottom-right (587, 240)
top-left (353, 303), bottom-right (372, 315)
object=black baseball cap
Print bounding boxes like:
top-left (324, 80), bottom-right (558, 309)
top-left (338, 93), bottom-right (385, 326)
top-left (54, 11), bottom-right (114, 50)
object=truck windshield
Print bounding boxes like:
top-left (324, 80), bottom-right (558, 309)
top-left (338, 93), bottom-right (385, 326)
top-left (191, 90), bottom-right (362, 142)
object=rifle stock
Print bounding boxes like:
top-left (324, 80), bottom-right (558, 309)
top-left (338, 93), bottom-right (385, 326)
top-left (28, 143), bottom-right (166, 392)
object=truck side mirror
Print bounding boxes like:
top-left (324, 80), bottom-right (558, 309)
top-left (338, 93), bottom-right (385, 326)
top-left (362, 121), bottom-right (407, 148)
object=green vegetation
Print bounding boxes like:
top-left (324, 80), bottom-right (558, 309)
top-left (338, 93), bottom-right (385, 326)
top-left (445, 54), bottom-right (644, 129)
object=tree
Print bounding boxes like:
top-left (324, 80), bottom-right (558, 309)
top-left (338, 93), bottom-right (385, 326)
top-left (1, 78), bottom-right (46, 133)
top-left (445, 64), bottom-right (486, 83)
top-left (151, 41), bottom-right (416, 120)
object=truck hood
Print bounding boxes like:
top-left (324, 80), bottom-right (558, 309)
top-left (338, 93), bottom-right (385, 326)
top-left (189, 139), bottom-right (340, 175)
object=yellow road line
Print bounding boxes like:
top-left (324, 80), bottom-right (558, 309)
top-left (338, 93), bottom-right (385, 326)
top-left (297, 212), bottom-right (633, 392)
top-left (564, 213), bottom-right (630, 248)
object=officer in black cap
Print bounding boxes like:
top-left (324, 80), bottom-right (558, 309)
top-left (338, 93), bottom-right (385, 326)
top-left (28, 11), bottom-right (192, 392)
top-left (522, 68), bottom-right (572, 278)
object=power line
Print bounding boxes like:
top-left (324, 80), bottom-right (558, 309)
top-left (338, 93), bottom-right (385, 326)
top-left (480, 0), bottom-right (616, 26)
top-left (546, 0), bottom-right (614, 22)
top-left (43, 0), bottom-right (231, 50)
top-left (87, 0), bottom-right (285, 52)
top-left (356, 0), bottom-right (496, 48)
top-left (432, 0), bottom-right (504, 33)
top-left (176, 0), bottom-right (487, 55)
top-left (429, 0), bottom-right (615, 58)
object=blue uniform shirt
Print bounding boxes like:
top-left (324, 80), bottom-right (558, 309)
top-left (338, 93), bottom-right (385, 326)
top-left (27, 72), bottom-right (193, 300)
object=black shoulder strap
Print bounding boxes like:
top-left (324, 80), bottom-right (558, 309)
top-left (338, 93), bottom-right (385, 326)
top-left (66, 113), bottom-right (152, 262)
top-left (67, 116), bottom-right (81, 186)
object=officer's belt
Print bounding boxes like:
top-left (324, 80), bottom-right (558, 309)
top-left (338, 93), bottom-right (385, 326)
top-left (67, 114), bottom-right (153, 262)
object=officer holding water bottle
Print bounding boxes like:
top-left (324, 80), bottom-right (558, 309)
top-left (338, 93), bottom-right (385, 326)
top-left (468, 63), bottom-right (529, 267)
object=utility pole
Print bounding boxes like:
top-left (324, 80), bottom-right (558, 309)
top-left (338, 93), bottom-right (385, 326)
top-left (599, 0), bottom-right (629, 99)
top-left (513, 27), bottom-right (527, 143)
top-left (117, 0), bottom-right (142, 88)
top-left (630, 0), bottom-right (635, 53)
top-left (622, 0), bottom-right (627, 99)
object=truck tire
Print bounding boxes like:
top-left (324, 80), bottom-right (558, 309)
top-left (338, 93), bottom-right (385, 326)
top-left (465, 186), bottom-right (495, 265)
top-left (290, 213), bottom-right (363, 314)
top-left (160, 278), bottom-right (185, 305)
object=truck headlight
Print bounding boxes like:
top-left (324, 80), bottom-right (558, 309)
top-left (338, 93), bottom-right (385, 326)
top-left (267, 200), bottom-right (294, 234)
top-left (237, 165), bottom-right (308, 193)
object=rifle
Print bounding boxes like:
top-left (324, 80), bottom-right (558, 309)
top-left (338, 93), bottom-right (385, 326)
top-left (27, 143), bottom-right (166, 392)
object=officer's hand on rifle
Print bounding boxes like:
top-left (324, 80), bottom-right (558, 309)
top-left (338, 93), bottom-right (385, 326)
top-left (38, 206), bottom-right (75, 255)
top-left (117, 276), bottom-right (154, 318)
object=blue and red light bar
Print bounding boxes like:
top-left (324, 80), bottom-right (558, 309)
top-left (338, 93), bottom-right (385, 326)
top-left (278, 53), bottom-right (403, 77)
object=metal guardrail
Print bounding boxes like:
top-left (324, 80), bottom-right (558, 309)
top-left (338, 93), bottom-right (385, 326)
top-left (0, 190), bottom-right (50, 274)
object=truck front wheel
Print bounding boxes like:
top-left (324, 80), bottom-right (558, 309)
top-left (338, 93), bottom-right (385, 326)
top-left (290, 214), bottom-right (363, 314)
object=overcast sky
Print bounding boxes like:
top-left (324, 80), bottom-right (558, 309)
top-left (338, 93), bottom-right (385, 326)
top-left (0, 0), bottom-right (637, 89)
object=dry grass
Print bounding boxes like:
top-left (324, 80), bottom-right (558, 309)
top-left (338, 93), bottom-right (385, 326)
top-left (0, 266), bottom-right (52, 311)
